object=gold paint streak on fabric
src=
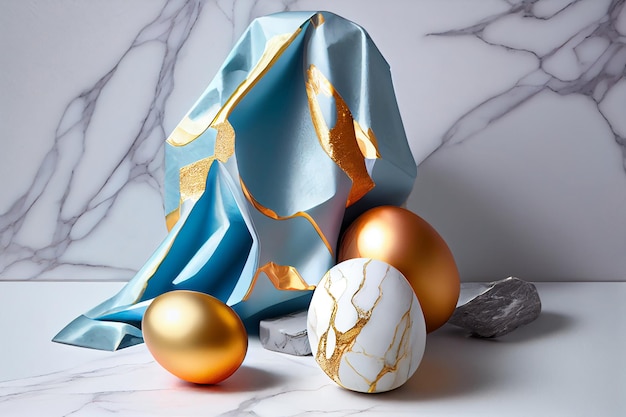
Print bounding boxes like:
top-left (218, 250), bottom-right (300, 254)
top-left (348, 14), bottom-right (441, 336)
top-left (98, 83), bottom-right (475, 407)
top-left (213, 31), bottom-right (301, 126)
top-left (171, 120), bottom-right (235, 225)
top-left (166, 112), bottom-right (215, 147)
top-left (305, 65), bottom-right (375, 207)
top-left (167, 30), bottom-right (302, 148)
top-left (239, 178), bottom-right (334, 256)
top-left (315, 260), bottom-right (389, 388)
top-left (165, 208), bottom-right (180, 232)
top-left (353, 120), bottom-right (381, 159)
top-left (242, 262), bottom-right (315, 301)
top-left (179, 157), bottom-right (215, 203)
top-left (213, 120), bottom-right (235, 161)
top-left (311, 13), bottom-right (325, 27)
top-left (135, 140), bottom-right (228, 300)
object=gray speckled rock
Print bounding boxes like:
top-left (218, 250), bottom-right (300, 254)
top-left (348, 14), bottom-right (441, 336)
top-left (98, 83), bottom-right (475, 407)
top-left (448, 277), bottom-right (541, 337)
top-left (259, 310), bottom-right (311, 356)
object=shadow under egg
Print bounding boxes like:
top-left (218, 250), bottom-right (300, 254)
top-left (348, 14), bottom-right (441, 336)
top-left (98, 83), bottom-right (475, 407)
top-left (174, 365), bottom-right (287, 393)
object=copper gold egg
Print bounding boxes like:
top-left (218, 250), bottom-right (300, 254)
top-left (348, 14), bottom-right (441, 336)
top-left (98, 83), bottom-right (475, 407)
top-left (142, 290), bottom-right (248, 384)
top-left (338, 206), bottom-right (460, 332)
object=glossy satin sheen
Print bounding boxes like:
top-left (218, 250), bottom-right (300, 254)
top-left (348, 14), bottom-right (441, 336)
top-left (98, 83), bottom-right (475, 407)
top-left (54, 11), bottom-right (416, 351)
top-left (142, 291), bottom-right (248, 385)
top-left (339, 206), bottom-right (460, 332)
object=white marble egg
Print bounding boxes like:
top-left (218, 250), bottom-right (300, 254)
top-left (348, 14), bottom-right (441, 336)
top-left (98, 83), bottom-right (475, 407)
top-left (307, 258), bottom-right (426, 393)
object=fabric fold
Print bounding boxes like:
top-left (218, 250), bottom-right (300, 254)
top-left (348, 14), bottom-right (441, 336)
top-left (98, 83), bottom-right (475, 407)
top-left (54, 11), bottom-right (416, 350)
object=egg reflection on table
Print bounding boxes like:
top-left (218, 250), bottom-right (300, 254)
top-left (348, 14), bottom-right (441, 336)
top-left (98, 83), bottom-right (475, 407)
top-left (307, 258), bottom-right (426, 393)
top-left (142, 290), bottom-right (248, 384)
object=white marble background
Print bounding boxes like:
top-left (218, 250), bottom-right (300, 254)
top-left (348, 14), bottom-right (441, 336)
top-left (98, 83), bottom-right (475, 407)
top-left (1, 0), bottom-right (625, 282)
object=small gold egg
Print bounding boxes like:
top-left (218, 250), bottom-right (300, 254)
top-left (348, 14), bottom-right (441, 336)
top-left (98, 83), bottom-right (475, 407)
top-left (338, 206), bottom-right (460, 332)
top-left (142, 290), bottom-right (247, 384)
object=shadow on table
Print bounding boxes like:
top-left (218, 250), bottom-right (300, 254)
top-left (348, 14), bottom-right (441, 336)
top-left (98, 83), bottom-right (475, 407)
top-left (499, 311), bottom-right (574, 343)
top-left (374, 311), bottom-right (574, 401)
top-left (176, 365), bottom-right (286, 393)
top-left (400, 330), bottom-right (495, 400)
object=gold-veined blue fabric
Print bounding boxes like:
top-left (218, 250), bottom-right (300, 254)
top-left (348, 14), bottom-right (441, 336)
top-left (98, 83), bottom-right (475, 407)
top-left (53, 11), bottom-right (416, 351)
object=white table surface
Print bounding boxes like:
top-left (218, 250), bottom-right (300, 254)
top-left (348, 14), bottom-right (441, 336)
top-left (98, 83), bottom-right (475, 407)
top-left (0, 281), bottom-right (624, 416)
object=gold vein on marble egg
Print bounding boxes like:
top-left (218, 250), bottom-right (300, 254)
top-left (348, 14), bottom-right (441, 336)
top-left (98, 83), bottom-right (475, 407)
top-left (315, 261), bottom-right (417, 392)
top-left (345, 269), bottom-right (414, 392)
top-left (367, 297), bottom-right (414, 392)
top-left (315, 260), bottom-right (388, 389)
top-left (339, 300), bottom-right (413, 392)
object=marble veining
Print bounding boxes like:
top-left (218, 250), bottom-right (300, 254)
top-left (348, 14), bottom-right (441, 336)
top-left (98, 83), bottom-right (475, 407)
top-left (307, 259), bottom-right (425, 393)
top-left (1, 1), bottom-right (204, 280)
top-left (260, 310), bottom-right (312, 356)
top-left (432, 0), bottom-right (626, 170)
top-left (1, 0), bottom-right (625, 281)
top-left (449, 277), bottom-right (542, 337)
top-left (2, 282), bottom-right (625, 416)
top-left (0, 341), bottom-right (379, 416)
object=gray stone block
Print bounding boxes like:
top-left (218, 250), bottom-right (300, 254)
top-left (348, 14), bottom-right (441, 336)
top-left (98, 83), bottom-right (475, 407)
top-left (259, 310), bottom-right (311, 356)
top-left (449, 277), bottom-right (541, 337)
